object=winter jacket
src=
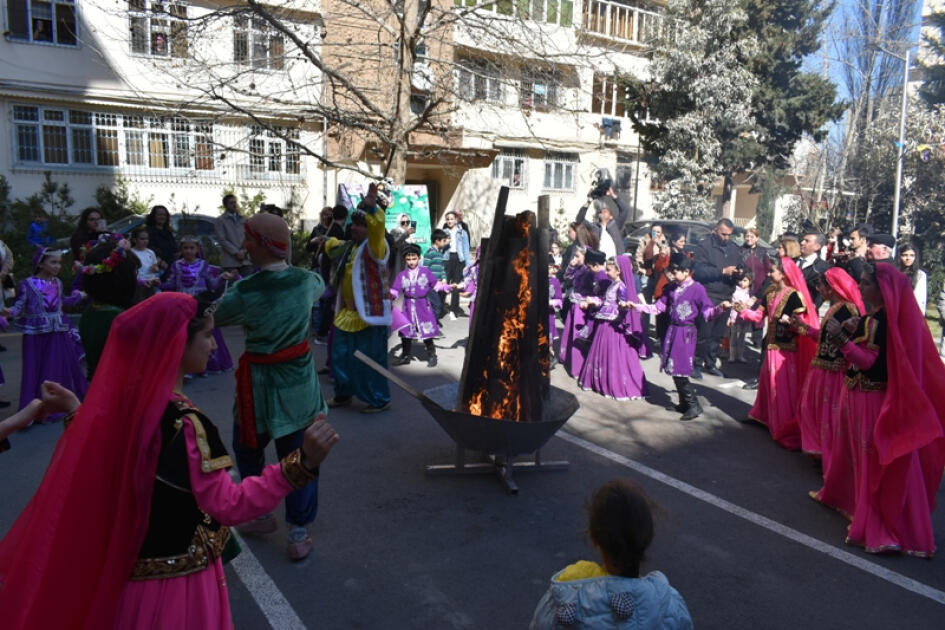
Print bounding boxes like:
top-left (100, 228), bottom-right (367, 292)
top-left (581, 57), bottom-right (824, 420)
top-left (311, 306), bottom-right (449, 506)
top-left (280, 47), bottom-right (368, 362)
top-left (530, 562), bottom-right (693, 630)
top-left (692, 233), bottom-right (743, 301)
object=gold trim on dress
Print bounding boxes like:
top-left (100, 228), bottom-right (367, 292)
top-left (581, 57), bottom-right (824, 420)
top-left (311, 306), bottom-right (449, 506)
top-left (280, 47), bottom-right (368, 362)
top-left (130, 525), bottom-right (231, 580)
top-left (183, 412), bottom-right (233, 474)
top-left (280, 448), bottom-right (317, 489)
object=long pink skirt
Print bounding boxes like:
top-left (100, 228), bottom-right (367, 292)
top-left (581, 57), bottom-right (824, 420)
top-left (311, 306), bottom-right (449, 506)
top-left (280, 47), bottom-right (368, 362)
top-left (798, 367), bottom-right (846, 456)
top-left (843, 388), bottom-right (937, 556)
top-left (748, 348), bottom-right (801, 450)
top-left (113, 558), bottom-right (233, 629)
top-left (811, 377), bottom-right (859, 518)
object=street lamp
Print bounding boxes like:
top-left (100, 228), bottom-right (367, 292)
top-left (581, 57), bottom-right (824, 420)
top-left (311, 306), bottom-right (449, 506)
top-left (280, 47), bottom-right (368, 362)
top-left (891, 48), bottom-right (910, 241)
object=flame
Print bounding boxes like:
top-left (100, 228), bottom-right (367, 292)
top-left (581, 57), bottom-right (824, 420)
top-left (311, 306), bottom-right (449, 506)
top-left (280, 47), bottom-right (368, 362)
top-left (468, 215), bottom-right (532, 422)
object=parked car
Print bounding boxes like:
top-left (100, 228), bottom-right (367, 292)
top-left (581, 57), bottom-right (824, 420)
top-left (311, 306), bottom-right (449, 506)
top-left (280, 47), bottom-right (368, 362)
top-left (623, 220), bottom-right (776, 257)
top-left (101, 213), bottom-right (221, 263)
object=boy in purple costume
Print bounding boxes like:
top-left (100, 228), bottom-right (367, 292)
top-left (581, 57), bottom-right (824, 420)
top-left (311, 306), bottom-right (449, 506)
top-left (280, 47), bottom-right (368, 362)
top-left (391, 244), bottom-right (447, 367)
top-left (628, 253), bottom-right (730, 420)
top-left (163, 237), bottom-right (237, 373)
top-left (579, 256), bottom-right (649, 400)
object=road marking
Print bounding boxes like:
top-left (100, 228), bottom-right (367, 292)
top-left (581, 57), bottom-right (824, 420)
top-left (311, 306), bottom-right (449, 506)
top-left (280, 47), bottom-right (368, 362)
top-left (229, 530), bottom-right (308, 630)
top-left (558, 431), bottom-right (945, 607)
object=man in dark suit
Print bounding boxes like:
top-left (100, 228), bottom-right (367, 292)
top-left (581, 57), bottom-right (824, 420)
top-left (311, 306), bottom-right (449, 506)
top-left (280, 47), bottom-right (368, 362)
top-left (797, 231), bottom-right (829, 308)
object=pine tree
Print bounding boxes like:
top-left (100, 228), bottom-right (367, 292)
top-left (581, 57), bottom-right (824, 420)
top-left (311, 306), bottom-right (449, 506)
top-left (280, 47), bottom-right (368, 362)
top-left (624, 0), bottom-right (843, 217)
top-left (921, 10), bottom-right (945, 106)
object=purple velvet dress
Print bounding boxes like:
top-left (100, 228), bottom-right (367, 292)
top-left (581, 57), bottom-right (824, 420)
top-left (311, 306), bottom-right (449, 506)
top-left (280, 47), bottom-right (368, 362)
top-left (462, 263), bottom-right (479, 333)
top-left (548, 276), bottom-right (563, 342)
top-left (578, 280), bottom-right (649, 399)
top-left (559, 266), bottom-right (595, 377)
top-left (391, 266), bottom-right (440, 340)
top-left (163, 259), bottom-right (234, 373)
top-left (9, 277), bottom-right (88, 414)
top-left (637, 278), bottom-right (722, 377)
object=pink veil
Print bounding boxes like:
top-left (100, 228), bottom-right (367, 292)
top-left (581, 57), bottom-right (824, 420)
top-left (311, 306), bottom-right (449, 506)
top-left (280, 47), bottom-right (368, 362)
top-left (780, 257), bottom-right (818, 385)
top-left (871, 264), bottom-right (945, 522)
top-left (824, 267), bottom-right (865, 315)
top-left (0, 293), bottom-right (197, 629)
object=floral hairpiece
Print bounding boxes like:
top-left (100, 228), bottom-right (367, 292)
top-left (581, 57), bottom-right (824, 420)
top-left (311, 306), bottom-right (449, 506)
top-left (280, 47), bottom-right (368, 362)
top-left (74, 233), bottom-right (130, 275)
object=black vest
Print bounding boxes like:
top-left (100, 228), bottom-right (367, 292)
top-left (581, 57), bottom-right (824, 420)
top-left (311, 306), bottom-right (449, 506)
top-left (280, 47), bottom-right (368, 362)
top-left (845, 308), bottom-right (888, 391)
top-left (131, 400), bottom-right (233, 580)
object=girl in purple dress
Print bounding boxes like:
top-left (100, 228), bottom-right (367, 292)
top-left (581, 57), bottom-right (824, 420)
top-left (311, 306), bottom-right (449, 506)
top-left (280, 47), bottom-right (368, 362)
top-left (548, 257), bottom-right (563, 346)
top-left (628, 253), bottom-right (729, 420)
top-left (560, 248), bottom-right (607, 377)
top-left (162, 237), bottom-right (236, 374)
top-left (459, 247), bottom-right (480, 332)
top-left (391, 244), bottom-right (447, 367)
top-left (578, 256), bottom-right (649, 400)
top-left (4, 248), bottom-right (88, 419)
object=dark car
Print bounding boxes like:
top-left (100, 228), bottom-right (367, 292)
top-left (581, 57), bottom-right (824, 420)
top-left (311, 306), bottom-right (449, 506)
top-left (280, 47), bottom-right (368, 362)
top-left (623, 220), bottom-right (775, 256)
top-left (104, 213), bottom-right (221, 263)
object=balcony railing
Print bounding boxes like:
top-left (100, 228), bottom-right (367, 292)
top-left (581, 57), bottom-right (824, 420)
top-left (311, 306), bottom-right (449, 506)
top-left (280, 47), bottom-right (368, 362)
top-left (580, 0), bottom-right (663, 46)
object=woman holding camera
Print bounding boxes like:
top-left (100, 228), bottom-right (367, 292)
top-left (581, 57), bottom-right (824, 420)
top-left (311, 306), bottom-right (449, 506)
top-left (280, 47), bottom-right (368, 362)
top-left (441, 211), bottom-right (470, 319)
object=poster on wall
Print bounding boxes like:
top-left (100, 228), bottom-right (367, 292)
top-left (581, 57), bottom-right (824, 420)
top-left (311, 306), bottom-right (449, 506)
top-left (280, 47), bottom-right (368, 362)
top-left (337, 184), bottom-right (432, 247)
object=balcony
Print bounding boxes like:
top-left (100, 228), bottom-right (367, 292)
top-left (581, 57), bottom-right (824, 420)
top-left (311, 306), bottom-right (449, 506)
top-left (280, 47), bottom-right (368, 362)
top-left (580, 0), bottom-right (663, 46)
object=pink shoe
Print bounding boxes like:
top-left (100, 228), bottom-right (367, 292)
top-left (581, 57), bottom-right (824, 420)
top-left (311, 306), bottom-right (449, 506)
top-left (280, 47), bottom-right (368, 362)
top-left (236, 513), bottom-right (278, 536)
top-left (287, 535), bottom-right (313, 561)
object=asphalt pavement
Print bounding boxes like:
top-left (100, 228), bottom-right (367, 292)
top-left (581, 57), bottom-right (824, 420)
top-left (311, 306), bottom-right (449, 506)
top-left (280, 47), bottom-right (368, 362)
top-left (0, 318), bottom-right (943, 629)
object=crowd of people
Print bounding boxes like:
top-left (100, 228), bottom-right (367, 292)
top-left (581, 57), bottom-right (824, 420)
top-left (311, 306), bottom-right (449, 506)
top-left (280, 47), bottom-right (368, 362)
top-left (0, 178), bottom-right (943, 627)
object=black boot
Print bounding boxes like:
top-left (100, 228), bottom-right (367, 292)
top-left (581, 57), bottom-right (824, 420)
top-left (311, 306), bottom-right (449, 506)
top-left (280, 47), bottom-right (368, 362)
top-left (424, 340), bottom-right (437, 367)
top-left (392, 339), bottom-right (412, 365)
top-left (679, 379), bottom-right (703, 421)
top-left (672, 377), bottom-right (689, 413)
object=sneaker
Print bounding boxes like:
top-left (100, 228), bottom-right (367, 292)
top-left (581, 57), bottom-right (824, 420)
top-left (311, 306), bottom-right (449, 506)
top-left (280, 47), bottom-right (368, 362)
top-left (237, 513), bottom-right (278, 536)
top-left (313, 336), bottom-right (328, 346)
top-left (427, 355), bottom-right (438, 367)
top-left (703, 366), bottom-right (724, 377)
top-left (449, 312), bottom-right (458, 321)
top-left (327, 396), bottom-right (352, 408)
top-left (287, 527), bottom-right (312, 561)
top-left (742, 378), bottom-right (759, 390)
top-left (317, 367), bottom-right (330, 375)
top-left (691, 367), bottom-right (703, 380)
top-left (360, 401), bottom-right (392, 414)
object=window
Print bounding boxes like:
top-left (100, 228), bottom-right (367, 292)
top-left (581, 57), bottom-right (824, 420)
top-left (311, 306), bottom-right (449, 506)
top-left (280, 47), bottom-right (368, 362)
top-left (11, 104), bottom-right (215, 172)
top-left (520, 71), bottom-right (561, 110)
top-left (129, 1), bottom-right (188, 58)
top-left (234, 15), bottom-right (285, 70)
top-left (457, 61), bottom-right (504, 104)
top-left (5, 0), bottom-right (77, 45)
top-left (543, 152), bottom-right (576, 191)
top-left (590, 73), bottom-right (629, 117)
top-left (248, 126), bottom-right (298, 176)
top-left (453, 0), bottom-right (572, 26)
top-left (492, 150), bottom-right (526, 189)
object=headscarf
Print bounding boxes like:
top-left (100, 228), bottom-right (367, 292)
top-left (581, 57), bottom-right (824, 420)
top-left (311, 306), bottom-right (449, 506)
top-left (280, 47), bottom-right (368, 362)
top-left (244, 212), bottom-right (290, 260)
top-left (0, 293), bottom-right (197, 629)
top-left (871, 264), bottom-right (945, 523)
top-left (780, 257), bottom-right (818, 386)
top-left (824, 267), bottom-right (865, 315)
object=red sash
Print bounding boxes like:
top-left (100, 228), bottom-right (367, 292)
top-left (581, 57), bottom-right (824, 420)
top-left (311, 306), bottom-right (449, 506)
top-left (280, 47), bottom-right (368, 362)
top-left (235, 340), bottom-right (311, 448)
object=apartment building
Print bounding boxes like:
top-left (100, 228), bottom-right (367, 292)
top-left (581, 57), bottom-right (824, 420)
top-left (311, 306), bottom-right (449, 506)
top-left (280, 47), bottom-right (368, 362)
top-left (319, 0), bottom-right (663, 238)
top-left (1, 0), bottom-right (324, 219)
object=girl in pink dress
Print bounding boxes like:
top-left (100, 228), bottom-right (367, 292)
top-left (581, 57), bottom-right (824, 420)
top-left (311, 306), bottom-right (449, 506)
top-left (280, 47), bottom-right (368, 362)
top-left (0, 293), bottom-right (340, 629)
top-left (738, 257), bottom-right (817, 450)
top-left (829, 264), bottom-right (945, 556)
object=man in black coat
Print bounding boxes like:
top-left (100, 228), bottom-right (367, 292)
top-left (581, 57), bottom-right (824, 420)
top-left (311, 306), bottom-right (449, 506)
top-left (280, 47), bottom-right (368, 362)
top-left (575, 186), bottom-right (631, 258)
top-left (797, 231), bottom-right (829, 308)
top-left (691, 218), bottom-right (742, 377)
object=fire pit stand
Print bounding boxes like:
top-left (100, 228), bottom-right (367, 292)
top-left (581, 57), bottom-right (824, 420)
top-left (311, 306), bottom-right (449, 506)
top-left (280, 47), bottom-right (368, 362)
top-left (354, 352), bottom-right (577, 494)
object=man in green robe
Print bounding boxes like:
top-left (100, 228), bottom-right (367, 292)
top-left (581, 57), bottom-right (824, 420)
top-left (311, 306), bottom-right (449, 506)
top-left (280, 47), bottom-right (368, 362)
top-left (214, 212), bottom-right (327, 561)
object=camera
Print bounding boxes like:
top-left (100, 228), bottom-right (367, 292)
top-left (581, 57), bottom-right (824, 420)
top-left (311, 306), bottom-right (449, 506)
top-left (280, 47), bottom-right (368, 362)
top-left (410, 220), bottom-right (417, 229)
top-left (375, 177), bottom-right (395, 210)
top-left (589, 168), bottom-right (613, 199)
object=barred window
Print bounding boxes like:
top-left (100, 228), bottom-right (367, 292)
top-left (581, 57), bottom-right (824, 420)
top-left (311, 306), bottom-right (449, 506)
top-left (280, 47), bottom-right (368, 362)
top-left (456, 61), bottom-right (504, 104)
top-left (520, 71), bottom-right (561, 110)
top-left (590, 73), bottom-right (628, 117)
top-left (248, 126), bottom-right (299, 176)
top-left (129, 0), bottom-right (188, 58)
top-left (452, 0), bottom-right (572, 26)
top-left (5, 0), bottom-right (77, 46)
top-left (234, 15), bottom-right (285, 70)
top-left (10, 104), bottom-right (216, 172)
top-left (492, 150), bottom-right (526, 189)
top-left (543, 151), bottom-right (576, 191)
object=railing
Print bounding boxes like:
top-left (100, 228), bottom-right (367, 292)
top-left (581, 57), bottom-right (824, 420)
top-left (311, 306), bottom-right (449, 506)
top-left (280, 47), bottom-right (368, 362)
top-left (580, 0), bottom-right (663, 46)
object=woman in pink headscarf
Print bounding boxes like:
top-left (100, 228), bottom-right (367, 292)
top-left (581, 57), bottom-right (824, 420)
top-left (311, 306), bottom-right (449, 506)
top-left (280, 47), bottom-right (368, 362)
top-left (804, 268), bottom-right (866, 517)
top-left (737, 257), bottom-right (817, 450)
top-left (824, 263), bottom-right (945, 556)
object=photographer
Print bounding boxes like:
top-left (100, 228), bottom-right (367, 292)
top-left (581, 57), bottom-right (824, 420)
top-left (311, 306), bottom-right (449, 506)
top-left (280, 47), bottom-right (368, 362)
top-left (389, 213), bottom-right (417, 279)
top-left (575, 174), bottom-right (631, 258)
